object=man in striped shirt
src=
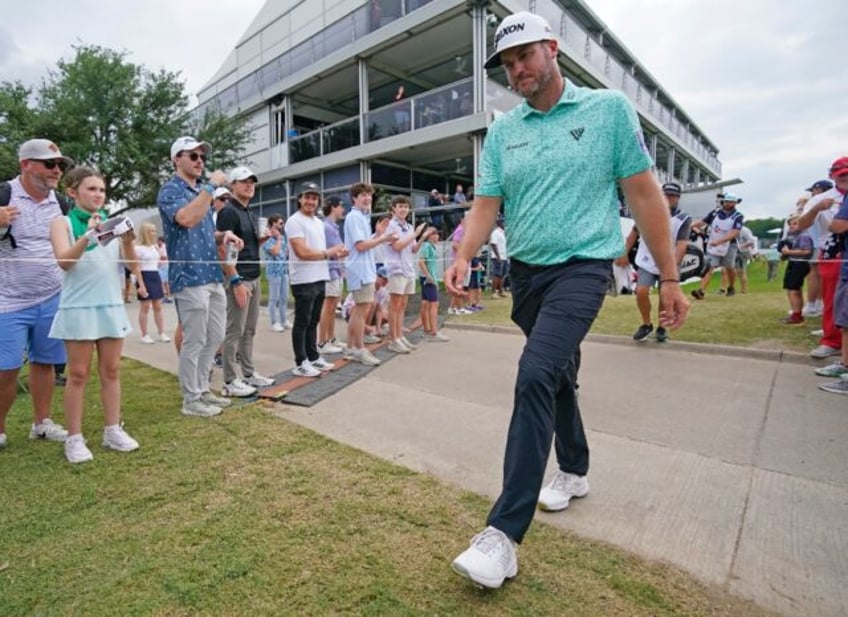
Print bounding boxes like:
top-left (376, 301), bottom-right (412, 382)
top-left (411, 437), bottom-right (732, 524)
top-left (0, 139), bottom-right (74, 449)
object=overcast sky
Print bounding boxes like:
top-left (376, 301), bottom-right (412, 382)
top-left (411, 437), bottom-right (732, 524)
top-left (2, 0), bottom-right (844, 220)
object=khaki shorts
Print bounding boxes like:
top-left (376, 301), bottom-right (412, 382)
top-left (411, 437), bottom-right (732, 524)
top-left (387, 274), bottom-right (415, 295)
top-left (351, 282), bottom-right (375, 304)
top-left (325, 278), bottom-right (343, 298)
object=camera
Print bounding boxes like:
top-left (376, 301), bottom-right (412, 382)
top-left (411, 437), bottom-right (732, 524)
top-left (486, 13), bottom-right (499, 27)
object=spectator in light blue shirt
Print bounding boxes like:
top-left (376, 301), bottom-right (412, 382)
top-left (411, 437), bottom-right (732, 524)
top-left (343, 183), bottom-right (396, 366)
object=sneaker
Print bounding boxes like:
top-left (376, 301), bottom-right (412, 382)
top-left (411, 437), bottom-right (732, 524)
top-left (811, 329), bottom-right (825, 337)
top-left (201, 391), bottom-right (232, 408)
top-left (782, 314), bottom-right (805, 326)
top-left (716, 288), bottom-right (726, 295)
top-left (29, 418), bottom-right (68, 442)
top-left (64, 434), bottom-right (93, 463)
top-left (451, 526), bottom-right (518, 589)
top-left (350, 348), bottom-right (381, 366)
top-left (158, 333), bottom-right (171, 343)
top-left (311, 357), bottom-right (335, 372)
top-left (222, 378), bottom-right (258, 397)
top-left (245, 372), bottom-right (275, 387)
top-left (0, 432), bottom-right (6, 448)
top-left (363, 334), bottom-right (382, 345)
top-left (140, 334), bottom-right (155, 344)
top-left (54, 375), bottom-right (67, 387)
top-left (814, 362), bottom-right (848, 378)
top-left (330, 338), bottom-right (347, 350)
top-left (818, 375), bottom-right (848, 395)
top-left (726, 287), bottom-right (735, 297)
top-left (802, 304), bottom-right (822, 317)
top-left (400, 336), bottom-right (417, 350)
top-left (272, 322), bottom-right (285, 332)
top-left (691, 289), bottom-right (705, 300)
top-left (181, 399), bottom-right (223, 417)
top-left (285, 320), bottom-right (294, 329)
top-left (426, 331), bottom-right (450, 342)
top-left (102, 425), bottom-right (139, 452)
top-left (537, 470), bottom-right (590, 511)
top-left (292, 362), bottom-right (322, 378)
top-left (632, 323), bottom-right (653, 341)
top-left (388, 340), bottom-right (410, 354)
top-left (318, 340), bottom-right (344, 354)
top-left (163, 297), bottom-right (174, 304)
top-left (810, 345), bottom-right (841, 359)
top-left (655, 326), bottom-right (669, 342)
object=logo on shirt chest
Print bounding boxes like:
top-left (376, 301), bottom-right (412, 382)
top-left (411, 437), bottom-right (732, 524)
top-left (570, 127), bottom-right (585, 141)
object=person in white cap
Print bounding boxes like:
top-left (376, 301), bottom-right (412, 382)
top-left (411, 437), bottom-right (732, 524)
top-left (157, 136), bottom-right (243, 417)
top-left (215, 166), bottom-right (275, 396)
top-left (447, 12), bottom-right (689, 588)
top-left (690, 193), bottom-right (745, 300)
top-left (0, 139), bottom-right (75, 449)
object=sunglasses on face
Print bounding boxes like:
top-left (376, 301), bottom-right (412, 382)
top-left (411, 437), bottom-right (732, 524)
top-left (33, 159), bottom-right (68, 172)
top-left (181, 152), bottom-right (207, 163)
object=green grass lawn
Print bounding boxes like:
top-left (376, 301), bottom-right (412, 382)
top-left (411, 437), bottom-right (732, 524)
top-left (458, 260), bottom-right (819, 353)
top-left (0, 361), bottom-right (777, 616)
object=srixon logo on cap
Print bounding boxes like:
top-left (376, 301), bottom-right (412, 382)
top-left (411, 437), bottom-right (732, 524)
top-left (495, 22), bottom-right (525, 44)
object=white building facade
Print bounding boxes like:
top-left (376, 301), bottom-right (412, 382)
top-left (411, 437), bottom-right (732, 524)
top-left (196, 0), bottom-right (722, 218)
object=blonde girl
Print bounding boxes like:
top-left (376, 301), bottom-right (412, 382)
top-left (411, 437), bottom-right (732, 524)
top-left (49, 166), bottom-right (147, 464)
top-left (136, 222), bottom-right (170, 343)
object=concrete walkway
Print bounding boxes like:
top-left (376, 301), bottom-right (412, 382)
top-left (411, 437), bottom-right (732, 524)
top-left (122, 301), bottom-right (847, 617)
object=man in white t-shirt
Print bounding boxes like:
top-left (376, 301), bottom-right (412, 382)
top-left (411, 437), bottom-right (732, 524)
top-left (489, 216), bottom-right (508, 298)
top-left (798, 179), bottom-right (838, 318)
top-left (797, 178), bottom-right (842, 358)
top-left (285, 182), bottom-right (348, 377)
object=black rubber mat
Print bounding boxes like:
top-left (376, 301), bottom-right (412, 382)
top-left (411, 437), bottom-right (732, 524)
top-left (269, 330), bottom-right (425, 407)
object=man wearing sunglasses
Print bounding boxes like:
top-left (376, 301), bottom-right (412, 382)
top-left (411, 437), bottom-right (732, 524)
top-left (0, 139), bottom-right (75, 449)
top-left (157, 136), bottom-right (243, 418)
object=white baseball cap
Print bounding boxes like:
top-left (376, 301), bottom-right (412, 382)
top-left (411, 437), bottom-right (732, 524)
top-left (228, 166), bottom-right (258, 183)
top-left (18, 139), bottom-right (74, 166)
top-left (484, 12), bottom-right (555, 69)
top-left (170, 136), bottom-right (211, 160)
top-left (212, 187), bottom-right (231, 200)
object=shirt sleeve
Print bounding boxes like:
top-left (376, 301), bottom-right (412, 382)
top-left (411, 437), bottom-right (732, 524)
top-left (612, 93), bottom-right (654, 180)
top-left (157, 182), bottom-right (187, 226)
top-left (285, 217), bottom-right (305, 240)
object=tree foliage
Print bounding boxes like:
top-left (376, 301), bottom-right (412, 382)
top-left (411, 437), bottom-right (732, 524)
top-left (0, 44), bottom-right (252, 208)
top-left (745, 217), bottom-right (785, 240)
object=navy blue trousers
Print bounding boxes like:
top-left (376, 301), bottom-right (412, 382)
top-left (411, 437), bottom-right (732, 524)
top-left (487, 258), bottom-right (611, 543)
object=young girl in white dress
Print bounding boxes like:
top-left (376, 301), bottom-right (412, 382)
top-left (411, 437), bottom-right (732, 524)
top-left (49, 166), bottom-right (147, 464)
top-left (135, 222), bottom-right (170, 344)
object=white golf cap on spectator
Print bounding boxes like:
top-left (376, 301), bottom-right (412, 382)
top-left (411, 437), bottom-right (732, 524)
top-left (18, 139), bottom-right (74, 166)
top-left (484, 12), bottom-right (555, 69)
top-left (213, 187), bottom-right (231, 200)
top-left (228, 166), bottom-right (258, 183)
top-left (170, 136), bottom-right (211, 160)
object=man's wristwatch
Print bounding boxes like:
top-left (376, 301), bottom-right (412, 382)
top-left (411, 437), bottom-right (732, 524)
top-left (230, 275), bottom-right (244, 286)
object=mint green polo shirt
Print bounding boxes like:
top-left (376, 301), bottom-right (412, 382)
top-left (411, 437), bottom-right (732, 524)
top-left (476, 81), bottom-right (653, 265)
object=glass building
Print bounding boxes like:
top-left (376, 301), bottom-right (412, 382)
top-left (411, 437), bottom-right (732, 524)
top-left (195, 0), bottom-right (722, 220)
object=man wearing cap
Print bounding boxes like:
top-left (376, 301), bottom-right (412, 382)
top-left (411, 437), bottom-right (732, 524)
top-left (690, 193), bottom-right (745, 300)
top-left (158, 136), bottom-right (243, 417)
top-left (285, 183), bottom-right (348, 378)
top-left (798, 179), bottom-right (839, 322)
top-left (216, 166), bottom-right (275, 397)
top-left (621, 182), bottom-right (692, 342)
top-left (317, 196), bottom-right (347, 355)
top-left (817, 157), bottom-right (848, 395)
top-left (0, 139), bottom-right (74, 448)
top-left (446, 12), bottom-right (689, 589)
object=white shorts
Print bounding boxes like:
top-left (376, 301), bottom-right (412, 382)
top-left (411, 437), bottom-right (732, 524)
top-left (387, 274), bottom-right (415, 295)
top-left (325, 278), bottom-right (343, 298)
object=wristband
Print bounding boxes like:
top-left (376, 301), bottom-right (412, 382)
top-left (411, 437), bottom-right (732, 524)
top-left (230, 275), bottom-right (244, 286)
top-left (660, 279), bottom-right (680, 284)
top-left (201, 183), bottom-right (216, 197)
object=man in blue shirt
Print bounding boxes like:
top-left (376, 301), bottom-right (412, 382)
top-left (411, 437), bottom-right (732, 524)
top-left (158, 136), bottom-right (242, 417)
top-left (447, 12), bottom-right (689, 589)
